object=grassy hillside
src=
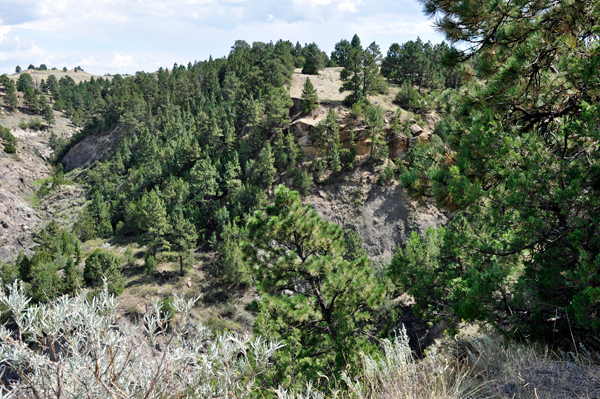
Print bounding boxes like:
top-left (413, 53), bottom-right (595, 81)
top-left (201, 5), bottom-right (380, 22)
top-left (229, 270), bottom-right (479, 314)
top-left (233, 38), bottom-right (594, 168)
top-left (8, 68), bottom-right (106, 84)
top-left (290, 67), bottom-right (401, 111)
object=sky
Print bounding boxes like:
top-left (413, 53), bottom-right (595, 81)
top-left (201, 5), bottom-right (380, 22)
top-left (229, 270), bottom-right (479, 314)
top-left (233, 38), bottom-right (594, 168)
top-left (0, 0), bottom-right (445, 76)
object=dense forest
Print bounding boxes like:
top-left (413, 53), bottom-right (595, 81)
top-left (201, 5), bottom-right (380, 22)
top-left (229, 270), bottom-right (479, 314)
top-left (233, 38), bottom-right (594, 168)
top-left (0, 0), bottom-right (599, 397)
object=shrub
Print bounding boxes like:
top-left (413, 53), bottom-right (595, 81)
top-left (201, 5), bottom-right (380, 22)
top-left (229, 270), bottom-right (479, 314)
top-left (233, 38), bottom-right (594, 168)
top-left (292, 168), bottom-right (312, 195)
top-left (349, 102), bottom-right (364, 119)
top-left (3, 144), bottom-right (16, 153)
top-left (395, 81), bottom-right (423, 112)
top-left (0, 281), bottom-right (283, 398)
top-left (84, 249), bottom-right (125, 295)
top-left (377, 161), bottom-right (396, 185)
top-left (28, 117), bottom-right (44, 131)
top-left (144, 254), bottom-right (157, 275)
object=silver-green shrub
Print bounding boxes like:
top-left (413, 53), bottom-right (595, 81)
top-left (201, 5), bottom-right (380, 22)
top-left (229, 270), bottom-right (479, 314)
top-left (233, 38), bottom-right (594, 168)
top-left (0, 280), bottom-right (283, 398)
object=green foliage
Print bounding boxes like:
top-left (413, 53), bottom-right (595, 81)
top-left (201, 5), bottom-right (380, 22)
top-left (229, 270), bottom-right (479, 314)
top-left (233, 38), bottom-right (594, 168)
top-left (393, 0), bottom-right (600, 346)
top-left (84, 249), bottom-right (125, 295)
top-left (62, 257), bottom-right (82, 295)
top-left (144, 254), bottom-right (157, 275)
top-left (0, 262), bottom-right (19, 286)
top-left (245, 185), bottom-right (384, 388)
top-left (394, 80), bottom-right (423, 112)
top-left (338, 34), bottom-right (383, 106)
top-left (300, 77), bottom-right (318, 114)
top-left (1, 76), bottom-right (18, 112)
top-left (16, 73), bottom-right (34, 92)
top-left (4, 144), bottom-right (17, 154)
top-left (43, 104), bottom-right (55, 128)
top-left (389, 228), bottom-right (450, 320)
top-left (216, 222), bottom-right (251, 287)
top-left (73, 191), bottom-right (113, 241)
top-left (20, 117), bottom-right (44, 131)
top-left (382, 38), bottom-right (454, 90)
top-left (3, 221), bottom-right (82, 302)
top-left (291, 168), bottom-right (312, 195)
top-left (341, 128), bottom-right (358, 170)
top-left (168, 207), bottom-right (197, 276)
top-left (377, 161), bottom-right (396, 185)
top-left (349, 102), bottom-right (364, 119)
top-left (301, 42), bottom-right (327, 75)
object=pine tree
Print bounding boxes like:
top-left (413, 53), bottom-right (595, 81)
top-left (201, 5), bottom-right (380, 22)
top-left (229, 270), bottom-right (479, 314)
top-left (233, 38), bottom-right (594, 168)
top-left (23, 88), bottom-right (38, 112)
top-left (3, 80), bottom-right (18, 112)
top-left (140, 189), bottom-right (170, 255)
top-left (300, 77), bottom-right (318, 114)
top-left (399, 0), bottom-right (600, 345)
top-left (301, 42), bottom-right (326, 75)
top-left (363, 42), bottom-right (382, 96)
top-left (43, 104), bottom-right (55, 128)
top-left (169, 207), bottom-right (197, 276)
top-left (245, 185), bottom-right (384, 386)
top-left (83, 249), bottom-right (125, 295)
top-left (273, 130), bottom-right (288, 171)
top-left (62, 257), bottom-right (82, 296)
top-left (339, 35), bottom-right (364, 105)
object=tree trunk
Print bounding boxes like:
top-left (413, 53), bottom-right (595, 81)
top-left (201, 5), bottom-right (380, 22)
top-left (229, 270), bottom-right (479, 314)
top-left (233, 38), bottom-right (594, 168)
top-left (179, 254), bottom-right (184, 276)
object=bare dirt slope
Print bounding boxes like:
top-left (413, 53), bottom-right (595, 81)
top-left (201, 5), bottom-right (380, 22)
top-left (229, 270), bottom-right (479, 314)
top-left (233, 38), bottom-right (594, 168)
top-left (62, 127), bottom-right (121, 171)
top-left (0, 97), bottom-right (84, 261)
top-left (301, 160), bottom-right (447, 262)
top-left (290, 67), bottom-right (401, 111)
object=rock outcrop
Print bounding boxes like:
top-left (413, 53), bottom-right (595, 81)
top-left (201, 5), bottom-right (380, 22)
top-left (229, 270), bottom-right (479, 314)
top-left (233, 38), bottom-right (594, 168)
top-left (63, 127), bottom-right (121, 171)
top-left (286, 103), bottom-right (434, 161)
top-left (305, 175), bottom-right (446, 260)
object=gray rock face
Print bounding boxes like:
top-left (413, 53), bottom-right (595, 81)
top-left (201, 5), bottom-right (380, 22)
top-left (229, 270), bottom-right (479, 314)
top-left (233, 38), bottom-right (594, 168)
top-left (0, 127), bottom-right (85, 262)
top-left (305, 180), bottom-right (446, 261)
top-left (62, 127), bottom-right (121, 171)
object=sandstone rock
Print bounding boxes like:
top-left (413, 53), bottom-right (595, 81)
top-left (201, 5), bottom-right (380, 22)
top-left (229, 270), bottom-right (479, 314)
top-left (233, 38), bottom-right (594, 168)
top-left (410, 124), bottom-right (423, 135)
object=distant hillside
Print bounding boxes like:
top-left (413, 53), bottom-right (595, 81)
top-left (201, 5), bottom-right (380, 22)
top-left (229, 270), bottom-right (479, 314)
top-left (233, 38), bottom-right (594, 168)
top-left (8, 69), bottom-right (107, 84)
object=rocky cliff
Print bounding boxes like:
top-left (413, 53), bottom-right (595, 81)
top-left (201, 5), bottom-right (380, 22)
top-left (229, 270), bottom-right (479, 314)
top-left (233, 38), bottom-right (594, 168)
top-left (286, 100), bottom-right (436, 161)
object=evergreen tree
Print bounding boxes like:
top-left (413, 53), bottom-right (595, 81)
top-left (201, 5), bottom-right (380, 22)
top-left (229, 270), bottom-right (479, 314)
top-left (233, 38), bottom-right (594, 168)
top-left (2, 79), bottom-right (18, 112)
top-left (301, 42), bottom-right (326, 75)
top-left (140, 189), bottom-right (170, 254)
top-left (62, 257), bottom-right (82, 295)
top-left (43, 104), bottom-right (55, 128)
top-left (15, 65), bottom-right (21, 73)
top-left (245, 185), bottom-right (384, 387)
top-left (273, 131), bottom-right (288, 171)
top-left (339, 35), bottom-right (364, 105)
top-left (16, 73), bottom-right (34, 92)
top-left (300, 77), bottom-right (318, 114)
top-left (23, 88), bottom-right (38, 112)
top-left (169, 207), bottom-right (197, 276)
top-left (84, 249), bottom-right (125, 295)
top-left (397, 0), bottom-right (600, 345)
top-left (330, 39), bottom-right (351, 67)
top-left (217, 222), bottom-right (251, 287)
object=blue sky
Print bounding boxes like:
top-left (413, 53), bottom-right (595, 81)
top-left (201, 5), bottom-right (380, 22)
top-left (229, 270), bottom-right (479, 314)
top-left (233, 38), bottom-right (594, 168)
top-left (0, 0), bottom-right (445, 76)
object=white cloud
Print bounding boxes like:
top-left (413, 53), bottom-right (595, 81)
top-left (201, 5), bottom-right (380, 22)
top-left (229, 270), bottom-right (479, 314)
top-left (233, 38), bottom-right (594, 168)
top-left (0, 25), bottom-right (45, 64)
top-left (0, 0), bottom-right (444, 75)
top-left (337, 2), bottom-right (357, 13)
top-left (109, 52), bottom-right (137, 69)
top-left (355, 14), bottom-right (435, 36)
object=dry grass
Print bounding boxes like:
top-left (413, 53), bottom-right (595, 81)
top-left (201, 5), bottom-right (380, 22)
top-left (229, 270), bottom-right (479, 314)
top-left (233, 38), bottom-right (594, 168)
top-left (278, 327), bottom-right (600, 399)
top-left (7, 69), bottom-right (105, 84)
top-left (289, 68), bottom-right (401, 111)
top-left (459, 333), bottom-right (600, 399)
